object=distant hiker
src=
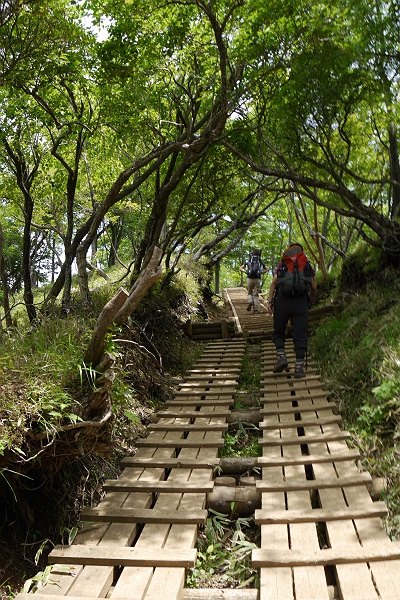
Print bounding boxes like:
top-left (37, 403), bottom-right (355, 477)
top-left (240, 249), bottom-right (266, 314)
top-left (267, 243), bottom-right (317, 378)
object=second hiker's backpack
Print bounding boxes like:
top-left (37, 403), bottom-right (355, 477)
top-left (246, 254), bottom-right (262, 279)
top-left (277, 245), bottom-right (313, 297)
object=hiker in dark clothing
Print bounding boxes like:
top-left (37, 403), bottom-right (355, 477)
top-left (240, 249), bottom-right (265, 314)
top-left (266, 244), bottom-right (317, 378)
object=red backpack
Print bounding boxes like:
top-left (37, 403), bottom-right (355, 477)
top-left (277, 245), bottom-right (313, 297)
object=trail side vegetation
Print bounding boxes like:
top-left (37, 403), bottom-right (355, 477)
top-left (311, 253), bottom-right (400, 540)
top-left (1, 0), bottom-right (400, 594)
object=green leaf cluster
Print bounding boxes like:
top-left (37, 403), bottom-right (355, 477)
top-left (187, 510), bottom-right (259, 589)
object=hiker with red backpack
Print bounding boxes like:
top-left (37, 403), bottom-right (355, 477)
top-left (266, 243), bottom-right (317, 378)
top-left (240, 249), bottom-right (266, 314)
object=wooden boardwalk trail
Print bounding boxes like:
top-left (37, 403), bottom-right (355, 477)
top-left (16, 287), bottom-right (400, 600)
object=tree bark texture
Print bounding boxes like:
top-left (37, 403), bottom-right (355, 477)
top-left (115, 246), bottom-right (163, 325)
top-left (84, 287), bottom-right (129, 369)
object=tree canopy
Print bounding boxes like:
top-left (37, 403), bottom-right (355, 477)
top-left (1, 0), bottom-right (400, 322)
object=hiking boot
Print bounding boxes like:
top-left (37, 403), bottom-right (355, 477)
top-left (253, 308), bottom-right (259, 314)
top-left (273, 355), bottom-right (288, 373)
top-left (294, 364), bottom-right (305, 378)
top-left (246, 302), bottom-right (253, 311)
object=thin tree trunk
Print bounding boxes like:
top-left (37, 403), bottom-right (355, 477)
top-left (0, 222), bottom-right (12, 327)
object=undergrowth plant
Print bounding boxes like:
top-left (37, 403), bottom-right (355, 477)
top-left (221, 422), bottom-right (261, 458)
top-left (186, 509), bottom-right (259, 589)
top-left (0, 316), bottom-right (89, 456)
top-left (311, 269), bottom-right (400, 538)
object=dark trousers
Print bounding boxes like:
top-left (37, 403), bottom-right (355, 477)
top-left (272, 294), bottom-right (309, 360)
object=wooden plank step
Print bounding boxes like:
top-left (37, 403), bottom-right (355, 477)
top-left (174, 389), bottom-right (236, 396)
top-left (186, 371), bottom-right (240, 377)
top-left (81, 506), bottom-right (208, 524)
top-left (263, 372), bottom-right (320, 381)
top-left (259, 431), bottom-right (350, 446)
top-left (14, 593), bottom-right (258, 600)
top-left (261, 381), bottom-right (325, 393)
top-left (156, 409), bottom-right (231, 418)
top-left (165, 399), bottom-right (233, 406)
top-left (148, 423), bottom-right (228, 431)
top-left (256, 472), bottom-right (371, 492)
top-left (254, 502), bottom-right (387, 524)
top-left (261, 401), bottom-right (338, 415)
top-left (182, 376), bottom-right (239, 382)
top-left (194, 358), bottom-right (242, 363)
top-left (258, 449), bottom-right (360, 467)
top-left (252, 543), bottom-right (400, 567)
top-left (260, 415), bottom-right (342, 429)
top-left (178, 382), bottom-right (237, 389)
top-left (49, 545), bottom-right (196, 567)
top-left (120, 457), bottom-right (220, 469)
top-left (261, 392), bottom-right (327, 404)
top-left (103, 480), bottom-right (214, 493)
top-left (135, 438), bottom-right (224, 447)
top-left (182, 590), bottom-right (259, 599)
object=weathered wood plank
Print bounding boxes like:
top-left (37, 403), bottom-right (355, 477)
top-left (178, 381), bottom-right (238, 388)
top-left (252, 543), bottom-right (400, 567)
top-left (260, 400), bottom-right (338, 415)
top-left (135, 438), bottom-right (224, 447)
top-left (165, 399), bottom-right (234, 406)
top-left (155, 409), bottom-right (231, 418)
top-left (254, 502), bottom-right (387, 524)
top-left (260, 392), bottom-right (327, 404)
top-left (260, 415), bottom-right (342, 429)
top-left (49, 546), bottom-right (196, 567)
top-left (258, 449), bottom-right (360, 467)
top-left (81, 507), bottom-right (208, 524)
top-left (121, 457), bottom-right (220, 469)
top-left (174, 389), bottom-right (237, 396)
top-left (256, 471), bottom-right (372, 492)
top-left (259, 431), bottom-right (350, 446)
top-left (102, 480), bottom-right (214, 493)
top-left (182, 590), bottom-right (259, 599)
top-left (148, 422), bottom-right (228, 431)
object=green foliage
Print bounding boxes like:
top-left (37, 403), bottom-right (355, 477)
top-left (221, 422), bottom-right (262, 458)
top-left (0, 316), bottom-right (88, 455)
top-left (186, 510), bottom-right (259, 589)
top-left (238, 351), bottom-right (262, 392)
top-left (311, 267), bottom-right (400, 538)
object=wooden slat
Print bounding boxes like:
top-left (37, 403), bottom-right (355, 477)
top-left (121, 457), bottom-right (220, 469)
top-left (81, 507), bottom-right (208, 524)
top-left (263, 372), bottom-right (320, 381)
top-left (155, 409), bottom-right (231, 418)
top-left (135, 438), bottom-right (224, 447)
top-left (259, 431), bottom-right (350, 446)
top-left (182, 590), bottom-right (259, 599)
top-left (254, 502), bottom-right (387, 524)
top-left (252, 544), bottom-right (400, 567)
top-left (165, 399), bottom-right (234, 406)
top-left (49, 545), bottom-right (196, 567)
top-left (260, 400), bottom-right (338, 415)
top-left (102, 480), bottom-right (214, 493)
top-left (256, 471), bottom-right (371, 492)
top-left (178, 382), bottom-right (237, 388)
top-left (261, 381), bottom-right (324, 393)
top-left (260, 415), bottom-right (342, 429)
top-left (148, 423), bottom-right (228, 431)
top-left (257, 449), bottom-right (360, 467)
top-left (261, 392), bottom-right (327, 404)
top-left (187, 369), bottom-right (240, 375)
top-left (174, 389), bottom-right (236, 397)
